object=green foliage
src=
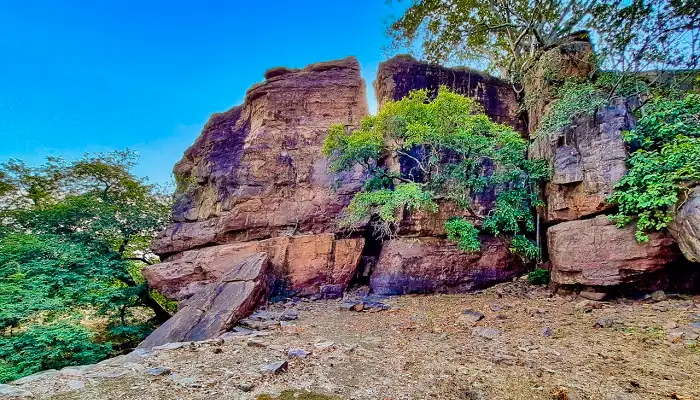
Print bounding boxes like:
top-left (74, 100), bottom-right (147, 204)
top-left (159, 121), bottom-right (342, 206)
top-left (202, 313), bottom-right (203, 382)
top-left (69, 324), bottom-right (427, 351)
top-left (389, 0), bottom-right (700, 84)
top-left (0, 150), bottom-right (172, 382)
top-left (324, 87), bottom-right (547, 259)
top-left (533, 81), bottom-right (608, 138)
top-left (608, 94), bottom-right (700, 241)
top-left (509, 235), bottom-right (540, 261)
top-left (527, 268), bottom-right (551, 285)
top-left (0, 321), bottom-right (112, 383)
top-left (445, 218), bottom-right (480, 252)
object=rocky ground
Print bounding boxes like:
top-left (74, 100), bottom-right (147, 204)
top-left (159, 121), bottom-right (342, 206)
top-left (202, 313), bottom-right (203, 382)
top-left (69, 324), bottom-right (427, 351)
top-left (5, 280), bottom-right (700, 400)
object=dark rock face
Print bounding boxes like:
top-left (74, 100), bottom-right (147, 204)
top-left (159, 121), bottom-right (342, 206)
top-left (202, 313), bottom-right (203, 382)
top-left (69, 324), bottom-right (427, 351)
top-left (529, 100), bottom-right (634, 223)
top-left (369, 237), bottom-right (524, 295)
top-left (668, 186), bottom-right (700, 263)
top-left (138, 253), bottom-right (271, 348)
top-left (548, 216), bottom-right (682, 288)
top-left (374, 55), bottom-right (524, 133)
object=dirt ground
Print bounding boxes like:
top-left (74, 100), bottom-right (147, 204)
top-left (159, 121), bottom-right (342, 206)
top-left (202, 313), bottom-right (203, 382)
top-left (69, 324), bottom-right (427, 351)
top-left (14, 280), bottom-right (700, 400)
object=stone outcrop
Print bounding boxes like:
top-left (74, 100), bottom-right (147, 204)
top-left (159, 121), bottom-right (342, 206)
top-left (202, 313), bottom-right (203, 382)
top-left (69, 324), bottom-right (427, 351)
top-left (524, 32), bottom-right (596, 135)
top-left (529, 100), bottom-right (634, 223)
top-left (139, 253), bottom-right (271, 348)
top-left (668, 186), bottom-right (700, 263)
top-left (152, 57), bottom-right (368, 257)
top-left (145, 234), bottom-right (364, 300)
top-left (370, 237), bottom-right (524, 295)
top-left (374, 55), bottom-right (524, 133)
top-left (548, 216), bottom-right (681, 288)
top-left (146, 57), bottom-right (368, 298)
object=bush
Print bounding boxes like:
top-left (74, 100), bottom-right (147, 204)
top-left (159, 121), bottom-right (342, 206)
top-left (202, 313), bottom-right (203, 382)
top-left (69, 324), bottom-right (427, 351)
top-left (527, 268), bottom-right (551, 285)
top-left (323, 87), bottom-right (548, 259)
top-left (608, 94), bottom-right (700, 241)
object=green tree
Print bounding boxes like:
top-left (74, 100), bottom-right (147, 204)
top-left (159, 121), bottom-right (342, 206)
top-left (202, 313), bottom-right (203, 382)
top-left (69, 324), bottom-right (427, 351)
top-left (323, 87), bottom-right (548, 258)
top-left (0, 150), bottom-right (171, 382)
top-left (608, 94), bottom-right (700, 241)
top-left (389, 0), bottom-right (699, 90)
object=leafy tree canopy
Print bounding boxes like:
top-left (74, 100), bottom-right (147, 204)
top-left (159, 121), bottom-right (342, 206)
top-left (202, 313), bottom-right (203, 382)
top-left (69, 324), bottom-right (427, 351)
top-left (0, 150), bottom-right (172, 382)
top-left (389, 0), bottom-right (699, 86)
top-left (608, 93), bottom-right (700, 241)
top-left (323, 87), bottom-right (548, 258)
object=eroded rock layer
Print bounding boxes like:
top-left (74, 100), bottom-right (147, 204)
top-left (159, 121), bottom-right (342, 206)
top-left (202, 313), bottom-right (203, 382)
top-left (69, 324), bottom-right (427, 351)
top-left (668, 186), bottom-right (700, 263)
top-left (152, 57), bottom-right (368, 257)
top-left (370, 237), bottom-right (524, 295)
top-left (529, 100), bottom-right (634, 223)
top-left (548, 216), bottom-right (681, 288)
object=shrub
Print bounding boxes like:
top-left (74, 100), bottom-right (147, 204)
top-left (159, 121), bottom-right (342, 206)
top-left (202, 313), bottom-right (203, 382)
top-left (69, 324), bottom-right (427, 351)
top-left (527, 268), bottom-right (551, 285)
top-left (608, 94), bottom-right (700, 241)
top-left (323, 87), bottom-right (548, 259)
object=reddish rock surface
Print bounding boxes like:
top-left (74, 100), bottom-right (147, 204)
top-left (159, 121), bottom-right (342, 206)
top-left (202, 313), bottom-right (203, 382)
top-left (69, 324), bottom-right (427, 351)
top-left (529, 100), bottom-right (634, 223)
top-left (374, 55), bottom-right (524, 133)
top-left (138, 253), bottom-right (270, 349)
top-left (152, 57), bottom-right (368, 256)
top-left (548, 216), bottom-right (681, 287)
top-left (369, 237), bottom-right (524, 295)
top-left (523, 33), bottom-right (596, 134)
top-left (144, 234), bottom-right (364, 300)
top-left (668, 186), bottom-right (700, 263)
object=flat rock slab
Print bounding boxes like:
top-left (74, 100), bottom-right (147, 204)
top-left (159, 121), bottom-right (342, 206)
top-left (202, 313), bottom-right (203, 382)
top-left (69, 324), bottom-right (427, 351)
top-left (138, 253), bottom-right (270, 349)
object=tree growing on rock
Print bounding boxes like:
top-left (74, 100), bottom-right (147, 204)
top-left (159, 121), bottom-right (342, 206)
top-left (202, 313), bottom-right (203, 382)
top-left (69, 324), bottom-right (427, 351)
top-left (323, 87), bottom-right (548, 259)
top-left (0, 150), bottom-right (172, 382)
top-left (389, 0), bottom-right (700, 92)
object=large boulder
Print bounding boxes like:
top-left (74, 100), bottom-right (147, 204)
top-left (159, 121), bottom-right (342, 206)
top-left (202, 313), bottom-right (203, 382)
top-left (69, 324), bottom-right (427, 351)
top-left (153, 57), bottom-right (368, 256)
top-left (668, 186), bottom-right (700, 263)
top-left (369, 237), bottom-right (524, 295)
top-left (138, 253), bottom-right (270, 349)
top-left (548, 216), bottom-right (681, 287)
top-left (374, 55), bottom-right (524, 133)
top-left (529, 100), bottom-right (634, 223)
top-left (144, 234), bottom-right (364, 300)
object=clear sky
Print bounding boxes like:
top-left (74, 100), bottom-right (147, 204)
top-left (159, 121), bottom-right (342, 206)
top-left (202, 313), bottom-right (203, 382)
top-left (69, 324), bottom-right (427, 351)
top-left (0, 0), bottom-right (407, 185)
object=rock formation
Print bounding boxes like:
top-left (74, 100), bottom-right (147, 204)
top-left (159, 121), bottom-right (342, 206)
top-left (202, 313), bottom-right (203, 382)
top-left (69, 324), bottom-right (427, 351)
top-left (370, 237), bottom-right (523, 295)
top-left (548, 216), bottom-right (681, 287)
top-left (146, 57), bottom-right (369, 299)
top-left (139, 253), bottom-right (271, 348)
top-left (529, 99), bottom-right (634, 223)
top-left (668, 186), bottom-right (700, 263)
top-left (374, 55), bottom-right (525, 133)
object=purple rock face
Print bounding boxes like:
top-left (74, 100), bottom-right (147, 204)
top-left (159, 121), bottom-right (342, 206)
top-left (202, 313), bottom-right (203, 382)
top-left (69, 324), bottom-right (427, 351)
top-left (374, 55), bottom-right (525, 134)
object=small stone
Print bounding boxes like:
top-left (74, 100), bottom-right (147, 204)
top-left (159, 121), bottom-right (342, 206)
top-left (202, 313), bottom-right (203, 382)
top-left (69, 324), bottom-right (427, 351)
top-left (288, 348), bottom-right (311, 358)
top-left (231, 326), bottom-right (256, 335)
top-left (146, 367), bottom-right (171, 376)
top-left (472, 327), bottom-right (502, 340)
top-left (458, 310), bottom-right (485, 325)
top-left (575, 300), bottom-right (602, 311)
top-left (212, 348), bottom-right (223, 354)
top-left (689, 322), bottom-right (700, 329)
top-left (66, 380), bottom-right (85, 390)
top-left (247, 339), bottom-right (268, 348)
top-left (314, 341), bottom-right (335, 350)
top-left (0, 384), bottom-right (34, 398)
top-left (490, 304), bottom-right (503, 312)
top-left (651, 290), bottom-right (667, 302)
top-left (542, 327), bottom-right (552, 337)
top-left (662, 321), bottom-right (679, 330)
top-left (237, 382), bottom-right (255, 392)
top-left (579, 290), bottom-right (607, 301)
top-left (279, 310), bottom-right (299, 321)
top-left (594, 317), bottom-right (619, 329)
top-left (351, 303), bottom-right (364, 312)
top-left (260, 360), bottom-right (289, 374)
top-left (668, 330), bottom-right (684, 342)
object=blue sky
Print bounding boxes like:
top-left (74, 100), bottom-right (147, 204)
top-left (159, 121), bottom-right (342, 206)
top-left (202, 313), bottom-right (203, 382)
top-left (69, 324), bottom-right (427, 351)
top-left (0, 1), bottom-right (407, 185)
